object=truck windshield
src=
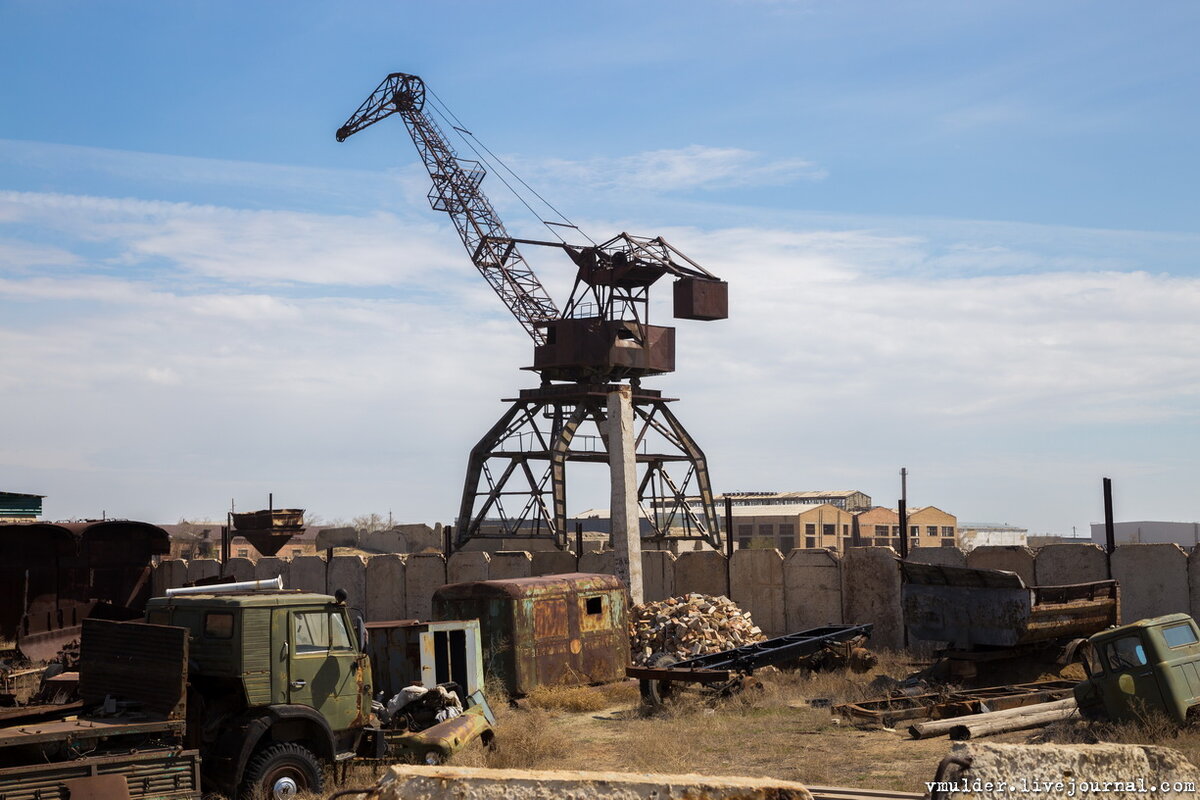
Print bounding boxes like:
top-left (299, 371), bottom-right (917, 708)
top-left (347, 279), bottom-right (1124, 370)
top-left (1104, 635), bottom-right (1147, 670)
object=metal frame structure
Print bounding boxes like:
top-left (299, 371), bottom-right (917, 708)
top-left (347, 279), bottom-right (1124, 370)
top-left (337, 73), bottom-right (726, 550)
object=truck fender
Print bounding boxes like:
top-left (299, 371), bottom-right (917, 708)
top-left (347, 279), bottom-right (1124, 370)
top-left (212, 705), bottom-right (338, 794)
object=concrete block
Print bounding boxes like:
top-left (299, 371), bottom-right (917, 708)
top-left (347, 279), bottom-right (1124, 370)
top-left (289, 555), bottom-right (327, 594)
top-left (362, 529), bottom-right (407, 553)
top-left (531, 550), bottom-right (577, 576)
top-left (641, 550), bottom-right (676, 602)
top-left (152, 559), bottom-right (187, 596)
top-left (398, 524), bottom-right (442, 553)
top-left (366, 553), bottom-right (406, 622)
top-left (907, 546), bottom-right (966, 567)
top-left (1191, 546), bottom-right (1200, 624)
top-left (966, 545), bottom-right (1036, 585)
top-left (1110, 543), bottom-right (1190, 624)
top-left (1035, 543), bottom-right (1109, 586)
top-left (254, 556), bottom-right (290, 587)
top-left (673, 551), bottom-right (728, 598)
top-left (371, 765), bottom-right (814, 800)
top-left (945, 742), bottom-right (1200, 800)
top-left (404, 553), bottom-right (446, 622)
top-left (843, 547), bottom-right (902, 650)
top-left (185, 558), bottom-right (220, 586)
top-left (783, 549), bottom-right (843, 631)
top-left (315, 526), bottom-right (358, 550)
top-left (730, 549), bottom-right (785, 637)
top-left (328, 554), bottom-right (368, 611)
top-left (578, 551), bottom-right (615, 575)
top-left (489, 551), bottom-right (533, 580)
top-left (223, 557), bottom-right (257, 582)
top-left (448, 551), bottom-right (491, 584)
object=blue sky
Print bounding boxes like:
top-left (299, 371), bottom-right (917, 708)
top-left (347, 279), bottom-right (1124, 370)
top-left (1, 1), bottom-right (1198, 535)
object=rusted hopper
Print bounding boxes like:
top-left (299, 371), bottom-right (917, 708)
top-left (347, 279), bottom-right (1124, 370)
top-left (432, 573), bottom-right (629, 696)
top-left (231, 508), bottom-right (304, 557)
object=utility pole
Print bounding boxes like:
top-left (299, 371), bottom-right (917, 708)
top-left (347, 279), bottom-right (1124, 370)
top-left (898, 467), bottom-right (909, 559)
top-left (608, 386), bottom-right (644, 604)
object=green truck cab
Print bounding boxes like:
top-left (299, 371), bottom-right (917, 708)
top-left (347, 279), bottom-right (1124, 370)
top-left (146, 591), bottom-right (372, 798)
top-left (1075, 612), bottom-right (1200, 725)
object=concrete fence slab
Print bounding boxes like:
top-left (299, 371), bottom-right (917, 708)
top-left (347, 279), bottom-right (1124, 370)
top-left (672, 551), bottom-right (728, 598)
top-left (328, 554), bottom-right (368, 611)
top-left (966, 545), bottom-right (1036, 585)
top-left (641, 550), bottom-right (676, 602)
top-left (255, 556), bottom-right (290, 587)
top-left (843, 547), bottom-right (903, 650)
top-left (578, 551), bottom-right (615, 575)
top-left (366, 554), bottom-right (406, 622)
top-left (223, 557), bottom-right (257, 583)
top-left (1035, 543), bottom-right (1109, 586)
top-left (730, 549), bottom-right (785, 637)
top-left (405, 553), bottom-right (446, 622)
top-left (906, 546), bottom-right (966, 567)
top-left (1111, 543), bottom-right (1189, 623)
top-left (448, 551), bottom-right (491, 584)
top-left (489, 551), bottom-right (533, 580)
top-left (185, 558), bottom-right (220, 586)
top-left (153, 559), bottom-right (188, 596)
top-left (289, 555), bottom-right (327, 595)
top-left (1190, 546), bottom-right (1200, 624)
top-left (783, 549), bottom-right (843, 631)
top-left (531, 550), bottom-right (577, 577)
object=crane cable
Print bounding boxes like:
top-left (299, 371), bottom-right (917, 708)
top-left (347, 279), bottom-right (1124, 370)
top-left (425, 88), bottom-right (596, 247)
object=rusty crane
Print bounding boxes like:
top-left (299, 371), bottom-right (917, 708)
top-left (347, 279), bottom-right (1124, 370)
top-left (336, 72), bottom-right (728, 552)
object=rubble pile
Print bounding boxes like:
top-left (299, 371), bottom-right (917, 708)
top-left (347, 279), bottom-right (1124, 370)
top-left (630, 593), bottom-right (765, 666)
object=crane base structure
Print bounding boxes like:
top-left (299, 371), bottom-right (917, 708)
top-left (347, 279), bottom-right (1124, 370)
top-left (454, 383), bottom-right (720, 551)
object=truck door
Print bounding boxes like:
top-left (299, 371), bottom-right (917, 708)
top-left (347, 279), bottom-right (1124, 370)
top-left (1100, 633), bottom-right (1166, 722)
top-left (288, 607), bottom-right (361, 732)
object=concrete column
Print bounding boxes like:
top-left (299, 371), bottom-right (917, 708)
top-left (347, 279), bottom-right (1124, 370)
top-left (608, 385), bottom-right (643, 605)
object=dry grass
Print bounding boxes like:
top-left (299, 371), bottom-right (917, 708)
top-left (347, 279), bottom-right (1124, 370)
top-left (1037, 703), bottom-right (1200, 767)
top-left (524, 681), bottom-right (640, 712)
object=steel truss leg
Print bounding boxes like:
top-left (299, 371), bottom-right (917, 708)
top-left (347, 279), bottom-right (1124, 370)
top-left (456, 392), bottom-right (721, 551)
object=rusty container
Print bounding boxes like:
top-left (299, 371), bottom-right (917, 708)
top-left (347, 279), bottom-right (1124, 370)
top-left (432, 573), bottom-right (629, 696)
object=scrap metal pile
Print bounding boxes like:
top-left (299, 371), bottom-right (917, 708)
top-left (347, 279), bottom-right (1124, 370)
top-left (630, 594), bottom-right (765, 666)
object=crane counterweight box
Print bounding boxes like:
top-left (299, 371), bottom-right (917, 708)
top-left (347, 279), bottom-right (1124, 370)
top-left (673, 277), bottom-right (728, 321)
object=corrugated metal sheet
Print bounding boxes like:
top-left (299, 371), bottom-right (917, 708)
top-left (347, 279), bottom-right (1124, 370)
top-left (0, 748), bottom-right (201, 800)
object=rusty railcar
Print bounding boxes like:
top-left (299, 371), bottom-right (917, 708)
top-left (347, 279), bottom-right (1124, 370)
top-left (432, 573), bottom-right (628, 696)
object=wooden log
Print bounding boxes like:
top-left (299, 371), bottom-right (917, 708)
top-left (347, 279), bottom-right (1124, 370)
top-left (908, 697), bottom-right (1076, 739)
top-left (949, 702), bottom-right (1078, 740)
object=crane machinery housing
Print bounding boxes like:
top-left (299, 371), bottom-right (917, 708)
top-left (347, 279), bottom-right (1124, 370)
top-left (337, 72), bottom-right (728, 551)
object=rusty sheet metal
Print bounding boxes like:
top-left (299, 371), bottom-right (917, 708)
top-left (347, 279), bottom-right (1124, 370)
top-left (0, 521), bottom-right (170, 657)
top-left (0, 747), bottom-right (200, 799)
top-left (433, 573), bottom-right (628, 696)
top-left (902, 562), bottom-right (1118, 648)
top-left (834, 679), bottom-right (1078, 727)
top-left (79, 619), bottom-right (188, 719)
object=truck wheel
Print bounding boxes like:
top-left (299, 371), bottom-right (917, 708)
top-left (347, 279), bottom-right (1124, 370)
top-left (241, 742), bottom-right (324, 800)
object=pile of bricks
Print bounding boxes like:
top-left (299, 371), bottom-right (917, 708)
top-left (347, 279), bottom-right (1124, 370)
top-left (629, 593), bottom-right (765, 666)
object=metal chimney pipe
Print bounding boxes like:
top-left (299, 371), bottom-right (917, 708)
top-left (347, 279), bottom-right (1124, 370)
top-left (165, 576), bottom-right (284, 597)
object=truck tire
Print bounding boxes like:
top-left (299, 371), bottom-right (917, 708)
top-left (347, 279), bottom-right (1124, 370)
top-left (241, 742), bottom-right (324, 800)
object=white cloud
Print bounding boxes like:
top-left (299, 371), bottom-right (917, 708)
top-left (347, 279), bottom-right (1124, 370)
top-left (519, 145), bottom-right (825, 193)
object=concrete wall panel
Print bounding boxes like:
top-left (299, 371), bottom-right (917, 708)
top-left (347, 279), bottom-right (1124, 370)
top-left (153, 559), bottom-right (188, 596)
top-left (843, 547), bottom-right (903, 650)
top-left (730, 549), bottom-right (785, 637)
top-left (641, 551), bottom-right (677, 602)
top-left (289, 555), bottom-right (327, 595)
top-left (224, 557), bottom-right (257, 583)
top-left (255, 556), bottom-right (290, 587)
top-left (966, 546), bottom-right (1036, 585)
top-left (578, 551), bottom-right (615, 575)
top-left (531, 551), bottom-right (577, 577)
top-left (1035, 543), bottom-right (1109, 586)
top-left (783, 549), bottom-right (843, 631)
top-left (673, 551), bottom-right (728, 598)
top-left (1190, 547), bottom-right (1200, 624)
top-left (489, 551), bottom-right (533, 580)
top-left (906, 547), bottom-right (966, 567)
top-left (448, 552), bottom-right (491, 584)
top-left (1110, 543), bottom-right (1189, 624)
top-left (328, 554), bottom-right (368, 611)
top-left (366, 554), bottom-right (406, 622)
top-left (405, 553), bottom-right (446, 622)
top-left (185, 558), bottom-right (220, 586)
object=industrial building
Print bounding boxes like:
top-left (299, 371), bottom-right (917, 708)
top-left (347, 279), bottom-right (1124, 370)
top-left (0, 491), bottom-right (43, 522)
top-left (1089, 520), bottom-right (1200, 548)
top-left (958, 522), bottom-right (1030, 550)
